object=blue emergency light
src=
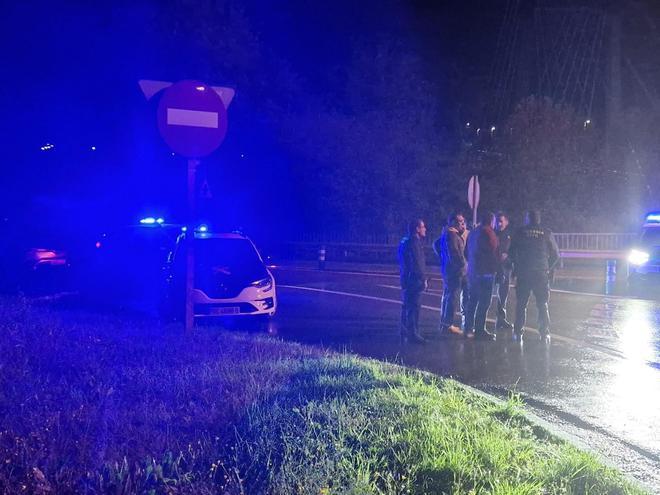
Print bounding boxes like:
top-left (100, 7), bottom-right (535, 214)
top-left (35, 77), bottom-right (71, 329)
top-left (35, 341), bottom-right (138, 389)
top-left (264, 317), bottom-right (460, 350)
top-left (139, 217), bottom-right (165, 225)
top-left (645, 212), bottom-right (660, 223)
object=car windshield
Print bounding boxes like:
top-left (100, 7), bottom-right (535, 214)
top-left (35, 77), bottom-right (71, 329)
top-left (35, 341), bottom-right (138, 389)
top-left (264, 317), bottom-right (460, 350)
top-left (196, 238), bottom-right (263, 272)
top-left (640, 228), bottom-right (660, 247)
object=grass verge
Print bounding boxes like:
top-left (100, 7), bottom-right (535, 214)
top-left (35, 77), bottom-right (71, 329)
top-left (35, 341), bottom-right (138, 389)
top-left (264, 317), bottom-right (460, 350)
top-left (0, 295), bottom-right (647, 494)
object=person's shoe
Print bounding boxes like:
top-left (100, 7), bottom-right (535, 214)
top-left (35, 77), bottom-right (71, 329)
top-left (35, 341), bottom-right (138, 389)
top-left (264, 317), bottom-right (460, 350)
top-left (446, 325), bottom-right (464, 336)
top-left (540, 333), bottom-right (551, 345)
top-left (512, 332), bottom-right (524, 344)
top-left (474, 330), bottom-right (496, 341)
top-left (463, 329), bottom-right (475, 339)
top-left (496, 319), bottom-right (514, 331)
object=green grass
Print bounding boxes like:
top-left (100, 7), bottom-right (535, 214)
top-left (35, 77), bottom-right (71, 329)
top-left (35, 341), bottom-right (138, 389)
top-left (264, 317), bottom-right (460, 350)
top-left (0, 295), bottom-right (647, 494)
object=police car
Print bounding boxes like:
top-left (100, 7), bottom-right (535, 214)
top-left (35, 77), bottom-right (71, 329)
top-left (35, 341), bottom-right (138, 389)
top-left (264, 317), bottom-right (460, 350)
top-left (628, 212), bottom-right (660, 290)
top-left (162, 226), bottom-right (277, 321)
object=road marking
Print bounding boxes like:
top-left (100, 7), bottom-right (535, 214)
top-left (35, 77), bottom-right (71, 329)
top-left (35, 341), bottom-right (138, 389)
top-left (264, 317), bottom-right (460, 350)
top-left (379, 284), bottom-right (497, 298)
top-left (275, 267), bottom-right (403, 279)
top-left (376, 282), bottom-right (633, 301)
top-left (279, 284), bottom-right (437, 312)
top-left (276, 265), bottom-right (602, 279)
top-left (276, 266), bottom-right (635, 300)
top-left (279, 284), bottom-right (653, 363)
top-left (281, 284), bottom-right (551, 339)
top-left (550, 288), bottom-right (628, 299)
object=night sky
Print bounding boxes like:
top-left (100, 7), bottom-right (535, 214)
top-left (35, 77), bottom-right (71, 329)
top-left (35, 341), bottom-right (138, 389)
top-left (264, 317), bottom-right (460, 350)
top-left (2, 0), bottom-right (658, 239)
top-left (0, 2), bottom-right (490, 233)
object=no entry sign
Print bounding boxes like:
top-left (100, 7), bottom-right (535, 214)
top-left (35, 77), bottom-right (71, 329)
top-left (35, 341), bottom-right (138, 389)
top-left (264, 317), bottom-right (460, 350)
top-left (140, 78), bottom-right (234, 333)
top-left (156, 80), bottom-right (228, 158)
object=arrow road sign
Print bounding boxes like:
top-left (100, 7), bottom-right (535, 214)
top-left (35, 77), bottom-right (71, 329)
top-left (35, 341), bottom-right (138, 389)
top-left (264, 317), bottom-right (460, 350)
top-left (468, 175), bottom-right (480, 227)
top-left (468, 175), bottom-right (480, 210)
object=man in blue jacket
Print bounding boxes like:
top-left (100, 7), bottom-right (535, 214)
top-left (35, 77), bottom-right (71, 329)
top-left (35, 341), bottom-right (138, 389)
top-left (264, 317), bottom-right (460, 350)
top-left (398, 218), bottom-right (428, 344)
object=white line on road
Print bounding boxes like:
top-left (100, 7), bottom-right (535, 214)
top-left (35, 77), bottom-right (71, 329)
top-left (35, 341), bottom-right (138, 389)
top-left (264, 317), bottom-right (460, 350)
top-left (279, 284), bottom-right (660, 368)
top-left (377, 282), bottom-right (632, 301)
top-left (278, 284), bottom-right (591, 349)
top-left (278, 284), bottom-right (437, 312)
top-left (276, 266), bottom-right (632, 300)
top-left (550, 288), bottom-right (629, 300)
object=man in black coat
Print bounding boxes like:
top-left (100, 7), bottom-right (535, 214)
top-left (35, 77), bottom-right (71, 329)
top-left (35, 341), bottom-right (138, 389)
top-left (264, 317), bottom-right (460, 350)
top-left (509, 210), bottom-right (560, 344)
top-left (495, 212), bottom-right (514, 331)
top-left (398, 218), bottom-right (428, 344)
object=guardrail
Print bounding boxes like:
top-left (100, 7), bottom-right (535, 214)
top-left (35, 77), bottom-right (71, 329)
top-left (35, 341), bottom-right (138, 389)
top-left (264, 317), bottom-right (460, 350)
top-left (290, 233), bottom-right (637, 251)
top-left (276, 233), bottom-right (637, 265)
top-left (553, 233), bottom-right (637, 251)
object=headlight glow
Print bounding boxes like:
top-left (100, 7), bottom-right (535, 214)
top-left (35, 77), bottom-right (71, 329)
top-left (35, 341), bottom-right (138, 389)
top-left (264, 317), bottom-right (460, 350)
top-left (628, 249), bottom-right (650, 266)
top-left (251, 277), bottom-right (273, 291)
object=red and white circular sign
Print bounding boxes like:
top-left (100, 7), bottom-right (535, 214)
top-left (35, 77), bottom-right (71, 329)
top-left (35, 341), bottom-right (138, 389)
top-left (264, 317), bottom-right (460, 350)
top-left (156, 80), bottom-right (228, 158)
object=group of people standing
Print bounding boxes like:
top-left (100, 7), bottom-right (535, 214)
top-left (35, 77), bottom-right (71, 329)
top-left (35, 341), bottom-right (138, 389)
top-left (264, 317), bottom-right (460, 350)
top-left (398, 209), bottom-right (560, 345)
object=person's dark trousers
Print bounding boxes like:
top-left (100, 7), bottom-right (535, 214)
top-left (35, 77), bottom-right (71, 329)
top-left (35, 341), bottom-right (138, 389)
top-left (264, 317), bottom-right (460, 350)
top-left (514, 271), bottom-right (551, 335)
top-left (464, 274), bottom-right (495, 333)
top-left (401, 287), bottom-right (423, 338)
top-left (496, 270), bottom-right (511, 323)
top-left (440, 275), bottom-right (465, 329)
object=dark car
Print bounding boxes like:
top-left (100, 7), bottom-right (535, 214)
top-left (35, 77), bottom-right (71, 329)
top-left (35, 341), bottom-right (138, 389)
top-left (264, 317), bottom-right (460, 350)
top-left (628, 212), bottom-right (660, 292)
top-left (0, 216), bottom-right (70, 294)
top-left (79, 219), bottom-right (182, 312)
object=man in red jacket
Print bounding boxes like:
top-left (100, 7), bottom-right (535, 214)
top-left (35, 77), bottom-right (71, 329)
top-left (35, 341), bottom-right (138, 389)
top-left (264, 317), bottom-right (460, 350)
top-left (464, 211), bottom-right (499, 340)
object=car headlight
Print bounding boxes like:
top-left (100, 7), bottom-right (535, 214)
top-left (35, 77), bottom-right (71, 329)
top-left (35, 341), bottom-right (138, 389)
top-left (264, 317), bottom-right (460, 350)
top-left (251, 277), bottom-right (273, 291)
top-left (628, 249), bottom-right (650, 266)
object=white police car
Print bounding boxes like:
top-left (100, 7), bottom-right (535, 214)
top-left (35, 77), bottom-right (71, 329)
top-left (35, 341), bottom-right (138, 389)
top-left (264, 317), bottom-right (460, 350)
top-left (628, 212), bottom-right (660, 290)
top-left (163, 227), bottom-right (277, 320)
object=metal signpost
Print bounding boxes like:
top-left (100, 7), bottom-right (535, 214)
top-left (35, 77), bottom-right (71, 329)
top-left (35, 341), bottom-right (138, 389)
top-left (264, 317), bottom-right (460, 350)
top-left (140, 79), bottom-right (234, 332)
top-left (467, 175), bottom-right (480, 227)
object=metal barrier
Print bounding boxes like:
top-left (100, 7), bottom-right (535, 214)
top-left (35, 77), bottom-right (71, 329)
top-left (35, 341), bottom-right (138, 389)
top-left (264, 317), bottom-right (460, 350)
top-left (553, 233), bottom-right (637, 251)
top-left (276, 233), bottom-right (638, 266)
top-left (290, 233), bottom-right (637, 250)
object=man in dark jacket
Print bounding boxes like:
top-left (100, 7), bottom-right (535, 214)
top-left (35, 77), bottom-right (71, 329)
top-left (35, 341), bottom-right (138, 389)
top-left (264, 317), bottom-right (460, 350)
top-left (398, 218), bottom-right (428, 344)
top-left (495, 212), bottom-right (514, 331)
top-left (433, 213), bottom-right (467, 336)
top-left (509, 210), bottom-right (560, 344)
top-left (464, 211), bottom-right (499, 340)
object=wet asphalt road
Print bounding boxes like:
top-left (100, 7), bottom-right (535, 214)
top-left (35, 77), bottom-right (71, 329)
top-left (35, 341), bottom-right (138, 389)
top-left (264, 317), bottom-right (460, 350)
top-left (269, 263), bottom-right (660, 492)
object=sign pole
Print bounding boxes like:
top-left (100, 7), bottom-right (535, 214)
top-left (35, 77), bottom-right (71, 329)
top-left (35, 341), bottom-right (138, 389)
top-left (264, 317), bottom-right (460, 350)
top-left (472, 181), bottom-right (478, 228)
top-left (140, 79), bottom-right (233, 333)
top-left (185, 158), bottom-right (199, 333)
